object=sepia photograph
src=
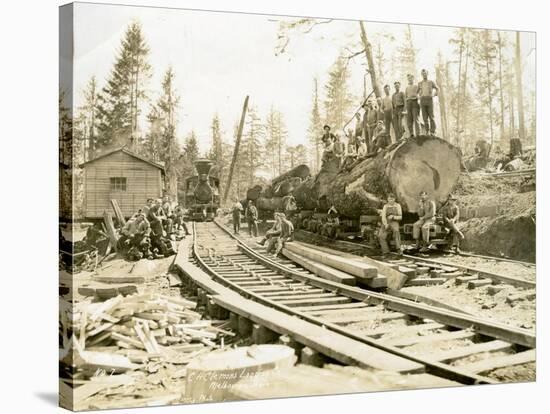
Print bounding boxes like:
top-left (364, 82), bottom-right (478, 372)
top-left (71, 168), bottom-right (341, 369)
top-left (58, 2), bottom-right (536, 411)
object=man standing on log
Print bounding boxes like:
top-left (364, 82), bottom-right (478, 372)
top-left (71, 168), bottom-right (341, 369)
top-left (232, 198), bottom-right (243, 235)
top-left (418, 69), bottom-right (439, 135)
top-left (405, 74), bottom-right (421, 137)
top-left (245, 200), bottom-right (258, 237)
top-left (354, 113), bottom-right (363, 151)
top-left (413, 190), bottom-right (436, 252)
top-left (392, 81), bottom-right (405, 140)
top-left (441, 194), bottom-right (464, 253)
top-left (321, 125), bottom-right (335, 145)
top-left (363, 100), bottom-right (379, 152)
top-left (381, 85), bottom-right (394, 143)
top-left (378, 193), bottom-right (402, 256)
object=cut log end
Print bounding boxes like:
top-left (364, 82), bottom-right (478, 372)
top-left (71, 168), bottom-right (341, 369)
top-left (387, 136), bottom-right (462, 212)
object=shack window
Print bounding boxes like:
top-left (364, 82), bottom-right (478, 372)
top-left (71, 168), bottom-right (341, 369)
top-left (110, 177), bottom-right (127, 191)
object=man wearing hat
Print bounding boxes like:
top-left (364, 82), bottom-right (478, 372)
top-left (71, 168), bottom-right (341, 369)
top-left (321, 124), bottom-right (335, 145)
top-left (392, 81), bottom-right (405, 140)
top-left (441, 194), bottom-right (465, 253)
top-left (363, 100), bottom-right (379, 152)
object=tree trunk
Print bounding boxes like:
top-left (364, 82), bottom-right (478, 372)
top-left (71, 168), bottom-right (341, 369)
top-left (455, 36), bottom-right (464, 146)
top-left (293, 136), bottom-right (461, 215)
top-left (515, 31), bottom-right (526, 141)
top-left (497, 32), bottom-right (506, 142)
top-left (435, 65), bottom-right (449, 139)
top-left (359, 21), bottom-right (381, 98)
top-left (223, 96), bottom-right (249, 204)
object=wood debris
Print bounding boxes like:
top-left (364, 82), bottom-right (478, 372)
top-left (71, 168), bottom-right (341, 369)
top-left (59, 292), bottom-right (235, 410)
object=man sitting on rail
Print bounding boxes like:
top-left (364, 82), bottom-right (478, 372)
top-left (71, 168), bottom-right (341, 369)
top-left (441, 194), bottom-right (465, 253)
top-left (378, 193), bottom-right (403, 256)
top-left (274, 213), bottom-right (295, 256)
top-left (413, 190), bottom-right (436, 252)
top-left (265, 213), bottom-right (283, 256)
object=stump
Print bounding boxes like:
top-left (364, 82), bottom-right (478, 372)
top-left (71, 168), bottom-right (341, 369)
top-left (185, 344), bottom-right (297, 402)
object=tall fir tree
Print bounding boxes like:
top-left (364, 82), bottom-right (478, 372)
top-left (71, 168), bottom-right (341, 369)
top-left (324, 54), bottom-right (354, 133)
top-left (265, 107), bottom-right (288, 177)
top-left (241, 106), bottom-right (265, 188)
top-left (96, 21), bottom-right (151, 150)
top-left (144, 67), bottom-right (181, 198)
top-left (395, 25), bottom-right (418, 82)
top-left (307, 78), bottom-right (323, 173)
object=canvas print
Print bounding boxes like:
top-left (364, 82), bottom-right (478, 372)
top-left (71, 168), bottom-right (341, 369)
top-left (59, 2), bottom-right (536, 411)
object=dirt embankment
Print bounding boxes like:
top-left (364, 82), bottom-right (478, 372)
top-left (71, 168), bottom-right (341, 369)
top-left (453, 174), bottom-right (536, 262)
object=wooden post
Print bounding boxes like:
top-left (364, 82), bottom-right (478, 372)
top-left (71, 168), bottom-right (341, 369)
top-left (223, 95), bottom-right (249, 204)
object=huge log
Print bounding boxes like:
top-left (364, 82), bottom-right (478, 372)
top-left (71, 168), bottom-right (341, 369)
top-left (314, 136), bottom-right (461, 214)
top-left (271, 164), bottom-right (311, 188)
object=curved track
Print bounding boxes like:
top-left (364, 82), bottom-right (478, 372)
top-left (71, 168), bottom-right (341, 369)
top-left (191, 220), bottom-right (536, 385)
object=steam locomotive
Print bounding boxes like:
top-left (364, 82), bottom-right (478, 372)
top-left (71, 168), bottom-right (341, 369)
top-left (184, 159), bottom-right (220, 222)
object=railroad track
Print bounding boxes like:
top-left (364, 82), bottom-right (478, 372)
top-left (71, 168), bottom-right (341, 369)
top-left (189, 220), bottom-right (536, 385)
top-left (295, 229), bottom-right (535, 290)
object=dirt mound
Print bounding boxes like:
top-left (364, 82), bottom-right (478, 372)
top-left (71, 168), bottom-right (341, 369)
top-left (454, 173), bottom-right (532, 196)
top-left (460, 214), bottom-right (535, 262)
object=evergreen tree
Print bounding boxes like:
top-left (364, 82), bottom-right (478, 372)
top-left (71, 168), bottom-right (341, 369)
top-left (265, 107), bottom-right (288, 177)
top-left (241, 106), bottom-right (265, 188)
top-left (324, 54), bottom-right (354, 133)
top-left (96, 21), bottom-right (151, 150)
top-left (395, 25), bottom-right (418, 81)
top-left (307, 78), bottom-right (323, 173)
top-left (285, 144), bottom-right (308, 169)
top-left (144, 67), bottom-right (181, 197)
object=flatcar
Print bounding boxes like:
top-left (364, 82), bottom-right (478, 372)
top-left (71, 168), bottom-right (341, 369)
top-left (184, 159), bottom-right (220, 221)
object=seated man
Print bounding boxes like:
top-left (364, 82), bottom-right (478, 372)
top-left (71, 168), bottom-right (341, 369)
top-left (274, 213), bottom-right (295, 256)
top-left (263, 213), bottom-right (283, 255)
top-left (161, 195), bottom-right (175, 234)
top-left (147, 199), bottom-right (166, 238)
top-left (412, 190), bottom-right (436, 252)
top-left (441, 194), bottom-right (465, 253)
top-left (377, 193), bottom-right (402, 255)
top-left (118, 213), bottom-right (152, 259)
top-left (373, 121), bottom-right (390, 152)
top-left (323, 206), bottom-right (340, 239)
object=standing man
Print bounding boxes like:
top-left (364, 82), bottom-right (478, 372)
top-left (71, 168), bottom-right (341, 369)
top-left (405, 74), bottom-right (421, 137)
top-left (412, 191), bottom-right (436, 252)
top-left (246, 200), bottom-right (259, 237)
top-left (392, 81), bottom-right (405, 140)
top-left (418, 69), bottom-right (439, 135)
top-left (378, 193), bottom-right (402, 255)
top-left (441, 194), bottom-right (465, 253)
top-left (364, 100), bottom-right (379, 152)
top-left (321, 125), bottom-right (336, 145)
top-left (381, 85), bottom-right (394, 143)
top-left (354, 112), bottom-right (363, 152)
top-left (232, 198), bottom-right (243, 235)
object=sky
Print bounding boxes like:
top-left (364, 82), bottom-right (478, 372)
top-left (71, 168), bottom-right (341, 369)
top-left (72, 2), bottom-right (536, 153)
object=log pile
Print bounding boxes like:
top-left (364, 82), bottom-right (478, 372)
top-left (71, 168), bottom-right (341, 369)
top-left (247, 136), bottom-right (462, 216)
top-left (59, 292), bottom-right (236, 410)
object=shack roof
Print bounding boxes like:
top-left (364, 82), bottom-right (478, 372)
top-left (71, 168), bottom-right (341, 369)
top-left (79, 147), bottom-right (165, 171)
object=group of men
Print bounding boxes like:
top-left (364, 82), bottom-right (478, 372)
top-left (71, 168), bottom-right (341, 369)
top-left (378, 191), bottom-right (464, 255)
top-left (321, 69), bottom-right (440, 168)
top-left (231, 198), bottom-right (294, 257)
top-left (117, 196), bottom-right (190, 261)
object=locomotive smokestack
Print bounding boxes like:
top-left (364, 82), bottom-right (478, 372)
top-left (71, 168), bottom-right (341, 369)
top-left (194, 159), bottom-right (214, 176)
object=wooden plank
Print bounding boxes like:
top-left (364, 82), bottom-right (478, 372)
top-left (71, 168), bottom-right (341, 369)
top-left (211, 295), bottom-right (423, 373)
top-left (293, 302), bottom-right (369, 313)
top-left (285, 242), bottom-right (377, 280)
top-left (321, 312), bottom-right (406, 324)
top-left (461, 349), bottom-right (536, 374)
top-left (362, 322), bottom-right (445, 338)
top-left (427, 340), bottom-right (513, 363)
top-left (110, 199), bottom-right (126, 225)
top-left (282, 248), bottom-right (357, 286)
top-left (102, 211), bottom-right (119, 251)
top-left (381, 329), bottom-right (476, 347)
top-left (278, 296), bottom-right (352, 307)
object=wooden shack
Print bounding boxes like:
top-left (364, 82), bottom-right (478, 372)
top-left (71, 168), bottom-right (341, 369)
top-left (80, 148), bottom-right (167, 219)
